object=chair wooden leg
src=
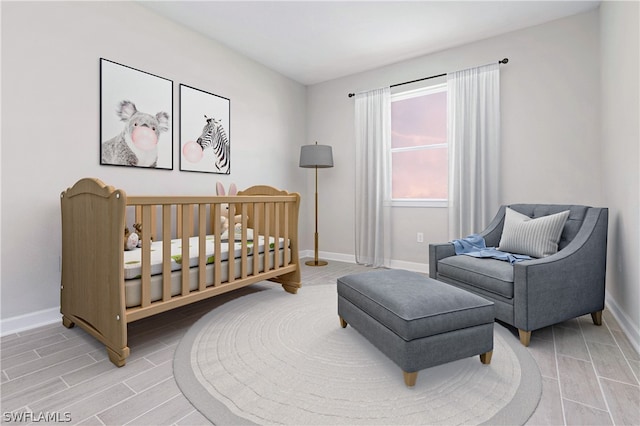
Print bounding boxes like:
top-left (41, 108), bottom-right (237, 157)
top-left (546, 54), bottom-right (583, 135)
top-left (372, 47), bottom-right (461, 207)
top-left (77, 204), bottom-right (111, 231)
top-left (479, 350), bottom-right (493, 364)
top-left (339, 316), bottom-right (348, 328)
top-left (518, 329), bottom-right (531, 347)
top-left (591, 310), bottom-right (603, 326)
top-left (403, 371), bottom-right (418, 387)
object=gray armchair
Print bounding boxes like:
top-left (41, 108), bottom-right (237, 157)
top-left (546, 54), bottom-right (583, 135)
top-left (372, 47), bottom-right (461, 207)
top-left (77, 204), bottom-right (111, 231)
top-left (429, 204), bottom-right (608, 346)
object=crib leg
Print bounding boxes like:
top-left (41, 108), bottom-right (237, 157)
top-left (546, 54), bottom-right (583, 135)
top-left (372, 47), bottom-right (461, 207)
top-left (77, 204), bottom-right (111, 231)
top-left (62, 316), bottom-right (75, 329)
top-left (281, 283), bottom-right (299, 294)
top-left (106, 346), bottom-right (128, 368)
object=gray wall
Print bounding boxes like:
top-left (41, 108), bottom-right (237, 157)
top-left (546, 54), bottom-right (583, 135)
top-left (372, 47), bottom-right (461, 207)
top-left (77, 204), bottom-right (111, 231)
top-left (1, 2), bottom-right (308, 324)
top-left (600, 1), bottom-right (640, 350)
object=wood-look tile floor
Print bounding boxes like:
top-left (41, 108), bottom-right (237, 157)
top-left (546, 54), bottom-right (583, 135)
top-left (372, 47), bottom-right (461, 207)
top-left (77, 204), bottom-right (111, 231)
top-left (1, 260), bottom-right (639, 425)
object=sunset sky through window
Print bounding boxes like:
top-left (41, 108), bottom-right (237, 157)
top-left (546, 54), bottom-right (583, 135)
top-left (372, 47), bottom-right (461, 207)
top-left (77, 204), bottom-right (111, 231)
top-left (391, 89), bottom-right (447, 199)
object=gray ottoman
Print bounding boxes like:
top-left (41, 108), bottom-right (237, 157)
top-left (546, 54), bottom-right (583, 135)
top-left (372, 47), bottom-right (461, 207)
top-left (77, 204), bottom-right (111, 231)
top-left (337, 269), bottom-right (495, 386)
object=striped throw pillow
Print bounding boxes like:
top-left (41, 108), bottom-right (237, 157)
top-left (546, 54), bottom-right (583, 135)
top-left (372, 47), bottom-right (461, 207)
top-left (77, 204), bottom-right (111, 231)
top-left (498, 208), bottom-right (570, 258)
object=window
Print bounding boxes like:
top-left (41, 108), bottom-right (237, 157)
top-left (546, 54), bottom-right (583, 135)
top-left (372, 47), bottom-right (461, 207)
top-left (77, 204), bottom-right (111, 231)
top-left (391, 83), bottom-right (447, 207)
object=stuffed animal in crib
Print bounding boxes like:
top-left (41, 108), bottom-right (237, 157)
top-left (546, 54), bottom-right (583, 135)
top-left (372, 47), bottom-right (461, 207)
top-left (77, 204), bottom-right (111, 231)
top-left (124, 227), bottom-right (139, 251)
top-left (216, 182), bottom-right (242, 230)
top-left (102, 100), bottom-right (170, 167)
top-left (132, 223), bottom-right (151, 248)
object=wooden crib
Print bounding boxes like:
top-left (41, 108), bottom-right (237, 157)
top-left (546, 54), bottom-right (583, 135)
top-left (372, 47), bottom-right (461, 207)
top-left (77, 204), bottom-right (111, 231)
top-left (60, 178), bottom-right (301, 367)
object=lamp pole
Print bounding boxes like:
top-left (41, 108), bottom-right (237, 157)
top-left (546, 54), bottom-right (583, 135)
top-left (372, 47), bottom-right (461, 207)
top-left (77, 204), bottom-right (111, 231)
top-left (308, 165), bottom-right (327, 266)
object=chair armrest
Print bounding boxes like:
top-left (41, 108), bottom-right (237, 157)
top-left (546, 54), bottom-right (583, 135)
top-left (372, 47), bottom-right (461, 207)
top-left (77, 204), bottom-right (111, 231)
top-left (479, 205), bottom-right (507, 247)
top-left (513, 208), bottom-right (608, 331)
top-left (428, 243), bottom-right (456, 278)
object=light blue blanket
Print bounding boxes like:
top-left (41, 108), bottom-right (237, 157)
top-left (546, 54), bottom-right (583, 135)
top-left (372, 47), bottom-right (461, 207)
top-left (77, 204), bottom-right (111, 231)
top-left (452, 234), bottom-right (532, 264)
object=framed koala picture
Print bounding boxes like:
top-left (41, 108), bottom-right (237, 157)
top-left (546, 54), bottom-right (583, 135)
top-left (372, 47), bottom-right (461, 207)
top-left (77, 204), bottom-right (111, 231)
top-left (100, 58), bottom-right (173, 169)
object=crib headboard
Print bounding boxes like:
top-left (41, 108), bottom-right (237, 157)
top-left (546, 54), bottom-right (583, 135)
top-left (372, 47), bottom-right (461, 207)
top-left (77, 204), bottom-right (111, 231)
top-left (237, 185), bottom-right (301, 284)
top-left (60, 178), bottom-right (128, 358)
top-left (238, 185), bottom-right (299, 237)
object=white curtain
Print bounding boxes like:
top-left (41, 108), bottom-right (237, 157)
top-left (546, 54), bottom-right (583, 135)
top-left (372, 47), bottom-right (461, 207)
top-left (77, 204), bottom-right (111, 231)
top-left (354, 87), bottom-right (391, 268)
top-left (447, 63), bottom-right (501, 240)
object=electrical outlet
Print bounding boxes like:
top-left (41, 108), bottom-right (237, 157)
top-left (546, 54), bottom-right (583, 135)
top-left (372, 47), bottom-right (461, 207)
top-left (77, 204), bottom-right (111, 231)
top-left (417, 232), bottom-right (424, 243)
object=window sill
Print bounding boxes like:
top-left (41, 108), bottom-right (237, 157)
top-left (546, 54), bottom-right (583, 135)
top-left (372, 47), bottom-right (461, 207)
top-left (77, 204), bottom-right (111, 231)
top-left (391, 199), bottom-right (447, 208)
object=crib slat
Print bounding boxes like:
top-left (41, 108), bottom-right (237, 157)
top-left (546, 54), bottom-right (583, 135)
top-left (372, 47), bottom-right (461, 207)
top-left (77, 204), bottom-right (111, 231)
top-left (162, 205), bottom-right (172, 301)
top-left (213, 203), bottom-right (222, 287)
top-left (198, 204), bottom-right (207, 291)
top-left (253, 203), bottom-right (260, 275)
top-left (284, 203), bottom-right (290, 266)
top-left (264, 203), bottom-right (271, 272)
top-left (240, 203), bottom-right (248, 279)
top-left (274, 202), bottom-right (281, 271)
top-left (140, 205), bottom-right (152, 308)
top-left (181, 205), bottom-right (192, 296)
top-left (227, 203), bottom-right (236, 283)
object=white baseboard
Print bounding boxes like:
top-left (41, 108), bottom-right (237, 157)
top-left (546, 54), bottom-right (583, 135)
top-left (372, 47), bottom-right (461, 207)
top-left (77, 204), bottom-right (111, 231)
top-left (0, 307), bottom-right (60, 337)
top-left (300, 249), bottom-right (358, 264)
top-left (387, 259), bottom-right (430, 274)
top-left (307, 250), bottom-right (430, 274)
top-left (605, 292), bottom-right (640, 355)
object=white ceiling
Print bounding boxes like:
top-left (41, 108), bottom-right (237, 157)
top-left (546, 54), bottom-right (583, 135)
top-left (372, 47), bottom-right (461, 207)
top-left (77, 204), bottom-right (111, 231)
top-left (140, 1), bottom-right (600, 85)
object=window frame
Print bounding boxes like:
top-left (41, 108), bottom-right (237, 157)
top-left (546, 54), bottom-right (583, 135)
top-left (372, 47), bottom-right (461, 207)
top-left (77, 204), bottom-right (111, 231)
top-left (390, 83), bottom-right (448, 208)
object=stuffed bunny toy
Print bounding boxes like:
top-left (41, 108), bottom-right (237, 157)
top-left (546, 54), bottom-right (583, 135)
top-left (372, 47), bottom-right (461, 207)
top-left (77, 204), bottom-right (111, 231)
top-left (216, 182), bottom-right (243, 237)
top-left (132, 223), bottom-right (152, 248)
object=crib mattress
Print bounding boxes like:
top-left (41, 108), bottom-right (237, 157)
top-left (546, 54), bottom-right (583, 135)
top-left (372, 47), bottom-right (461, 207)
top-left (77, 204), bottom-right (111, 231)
top-left (124, 249), bottom-right (289, 308)
top-left (123, 234), bottom-right (285, 280)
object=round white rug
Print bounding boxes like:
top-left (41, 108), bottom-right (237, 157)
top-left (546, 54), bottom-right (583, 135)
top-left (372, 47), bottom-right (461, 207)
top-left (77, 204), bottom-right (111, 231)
top-left (174, 284), bottom-right (541, 425)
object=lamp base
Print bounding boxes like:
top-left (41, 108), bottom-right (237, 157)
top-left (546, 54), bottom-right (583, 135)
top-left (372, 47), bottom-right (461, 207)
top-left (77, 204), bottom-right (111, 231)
top-left (305, 259), bottom-right (328, 267)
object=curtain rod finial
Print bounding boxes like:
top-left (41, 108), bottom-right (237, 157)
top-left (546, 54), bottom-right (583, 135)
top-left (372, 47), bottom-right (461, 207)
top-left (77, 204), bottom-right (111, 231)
top-left (499, 58), bottom-right (509, 64)
top-left (348, 93), bottom-right (355, 98)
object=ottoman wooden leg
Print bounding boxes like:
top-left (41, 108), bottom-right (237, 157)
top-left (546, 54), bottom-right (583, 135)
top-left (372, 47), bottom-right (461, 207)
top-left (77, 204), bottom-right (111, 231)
top-left (339, 316), bottom-right (348, 328)
top-left (403, 371), bottom-right (418, 387)
top-left (518, 329), bottom-right (531, 346)
top-left (591, 310), bottom-right (603, 326)
top-left (479, 350), bottom-right (493, 364)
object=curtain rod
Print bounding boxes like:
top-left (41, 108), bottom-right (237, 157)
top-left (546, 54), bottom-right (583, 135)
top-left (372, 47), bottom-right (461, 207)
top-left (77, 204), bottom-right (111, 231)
top-left (347, 58), bottom-right (509, 98)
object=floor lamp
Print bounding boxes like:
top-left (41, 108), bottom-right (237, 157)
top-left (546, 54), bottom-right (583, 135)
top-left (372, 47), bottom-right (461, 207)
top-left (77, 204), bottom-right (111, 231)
top-left (299, 142), bottom-right (334, 266)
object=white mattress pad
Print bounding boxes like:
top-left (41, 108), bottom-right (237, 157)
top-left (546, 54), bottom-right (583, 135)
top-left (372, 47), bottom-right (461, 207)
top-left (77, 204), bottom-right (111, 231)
top-left (123, 234), bottom-right (285, 280)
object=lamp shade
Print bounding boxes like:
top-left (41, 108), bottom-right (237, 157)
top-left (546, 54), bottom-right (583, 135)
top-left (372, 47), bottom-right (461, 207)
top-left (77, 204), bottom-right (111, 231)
top-left (299, 144), bottom-right (334, 168)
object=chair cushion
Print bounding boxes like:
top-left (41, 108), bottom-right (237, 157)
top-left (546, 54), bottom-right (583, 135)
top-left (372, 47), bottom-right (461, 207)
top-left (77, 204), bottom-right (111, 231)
top-left (438, 256), bottom-right (515, 299)
top-left (337, 269), bottom-right (494, 341)
top-left (498, 207), bottom-right (570, 257)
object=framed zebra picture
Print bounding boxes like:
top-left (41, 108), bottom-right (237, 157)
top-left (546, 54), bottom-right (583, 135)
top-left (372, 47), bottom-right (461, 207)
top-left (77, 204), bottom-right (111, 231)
top-left (179, 84), bottom-right (231, 174)
top-left (100, 58), bottom-right (173, 169)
